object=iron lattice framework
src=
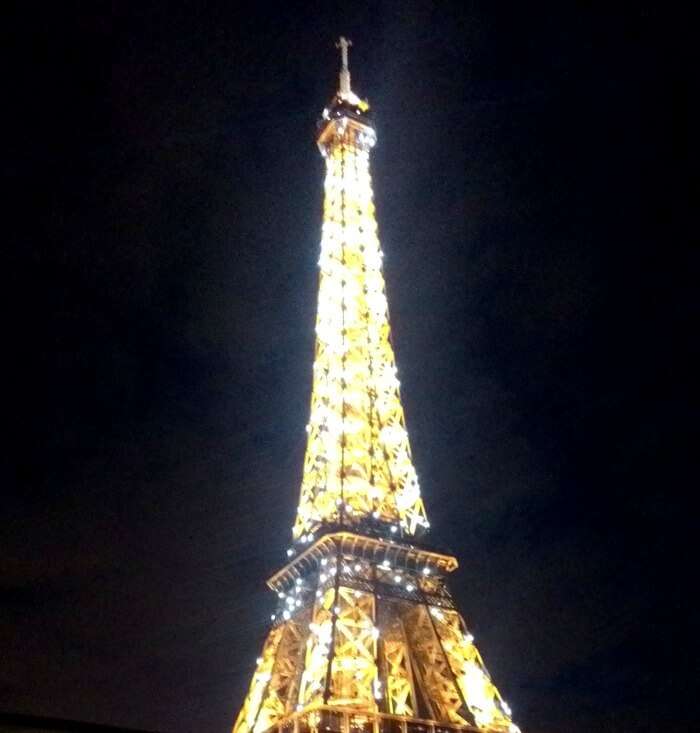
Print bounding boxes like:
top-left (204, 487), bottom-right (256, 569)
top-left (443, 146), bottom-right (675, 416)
top-left (233, 39), bottom-right (520, 733)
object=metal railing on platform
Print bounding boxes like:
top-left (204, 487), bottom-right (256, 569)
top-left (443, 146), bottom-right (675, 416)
top-left (267, 706), bottom-right (480, 733)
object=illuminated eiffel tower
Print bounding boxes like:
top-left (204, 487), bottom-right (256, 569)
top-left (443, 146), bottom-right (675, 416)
top-left (233, 38), bottom-right (520, 733)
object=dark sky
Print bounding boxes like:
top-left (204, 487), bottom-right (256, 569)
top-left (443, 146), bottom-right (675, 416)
top-left (4, 2), bottom-right (693, 733)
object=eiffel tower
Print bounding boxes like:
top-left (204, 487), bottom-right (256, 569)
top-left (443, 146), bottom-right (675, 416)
top-left (233, 38), bottom-right (520, 733)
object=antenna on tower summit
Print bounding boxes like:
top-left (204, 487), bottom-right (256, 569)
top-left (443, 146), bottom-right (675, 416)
top-left (336, 36), bottom-right (352, 96)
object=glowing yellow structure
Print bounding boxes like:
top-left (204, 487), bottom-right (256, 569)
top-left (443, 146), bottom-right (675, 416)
top-left (233, 38), bottom-right (520, 733)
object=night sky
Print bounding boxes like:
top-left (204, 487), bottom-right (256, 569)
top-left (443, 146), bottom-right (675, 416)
top-left (4, 3), bottom-right (693, 733)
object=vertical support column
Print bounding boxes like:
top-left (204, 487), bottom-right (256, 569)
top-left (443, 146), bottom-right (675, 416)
top-left (419, 594), bottom-right (473, 727)
top-left (397, 617), bottom-right (419, 716)
top-left (323, 540), bottom-right (342, 703)
top-left (371, 559), bottom-right (385, 715)
top-left (250, 623), bottom-right (288, 733)
top-left (338, 139), bottom-right (347, 528)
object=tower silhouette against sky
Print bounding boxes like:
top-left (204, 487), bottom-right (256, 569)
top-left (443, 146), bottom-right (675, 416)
top-left (233, 39), bottom-right (520, 733)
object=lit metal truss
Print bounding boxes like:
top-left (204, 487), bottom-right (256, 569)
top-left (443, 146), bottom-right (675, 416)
top-left (380, 617), bottom-right (416, 717)
top-left (233, 537), bottom-right (519, 733)
top-left (428, 608), bottom-right (514, 731)
top-left (329, 586), bottom-right (378, 705)
top-left (233, 624), bottom-right (284, 733)
top-left (233, 47), bottom-right (520, 733)
top-left (299, 585), bottom-right (335, 707)
top-left (233, 615), bottom-right (311, 733)
top-left (293, 105), bottom-right (428, 541)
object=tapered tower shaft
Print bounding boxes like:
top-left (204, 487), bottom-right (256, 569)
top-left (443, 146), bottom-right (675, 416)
top-left (294, 48), bottom-right (427, 542)
top-left (232, 40), bottom-right (520, 733)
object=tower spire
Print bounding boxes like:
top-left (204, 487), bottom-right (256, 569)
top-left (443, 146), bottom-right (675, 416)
top-left (336, 36), bottom-right (352, 97)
